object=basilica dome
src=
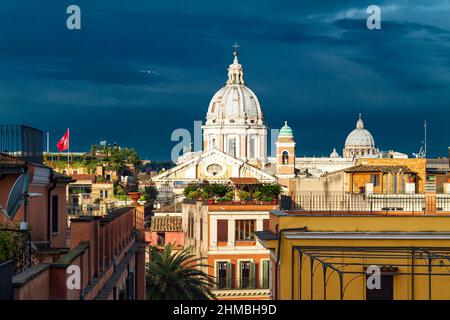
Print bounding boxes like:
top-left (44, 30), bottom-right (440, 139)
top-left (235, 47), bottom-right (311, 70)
top-left (344, 115), bottom-right (375, 147)
top-left (343, 114), bottom-right (378, 158)
top-left (205, 50), bottom-right (264, 126)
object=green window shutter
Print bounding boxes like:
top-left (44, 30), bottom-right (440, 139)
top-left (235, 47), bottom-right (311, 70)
top-left (262, 260), bottom-right (269, 289)
top-left (227, 262), bottom-right (232, 289)
top-left (250, 262), bottom-right (256, 289)
top-left (239, 261), bottom-right (243, 288)
top-left (215, 261), bottom-right (220, 289)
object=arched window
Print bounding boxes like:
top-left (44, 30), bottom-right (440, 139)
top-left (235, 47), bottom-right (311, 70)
top-left (282, 151), bottom-right (289, 165)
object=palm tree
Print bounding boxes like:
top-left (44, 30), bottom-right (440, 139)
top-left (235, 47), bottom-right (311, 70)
top-left (145, 244), bottom-right (216, 300)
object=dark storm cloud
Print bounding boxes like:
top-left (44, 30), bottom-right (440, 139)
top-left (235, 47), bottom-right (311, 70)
top-left (0, 0), bottom-right (449, 159)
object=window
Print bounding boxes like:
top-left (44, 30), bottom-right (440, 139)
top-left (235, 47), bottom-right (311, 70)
top-left (282, 151), bottom-right (289, 165)
top-left (200, 218), bottom-right (203, 241)
top-left (370, 174), bottom-right (380, 187)
top-left (228, 138), bottom-right (237, 157)
top-left (235, 220), bottom-right (255, 241)
top-left (52, 195), bottom-right (59, 233)
top-left (188, 216), bottom-right (194, 238)
top-left (156, 232), bottom-right (165, 247)
top-left (263, 219), bottom-right (270, 231)
top-left (217, 220), bottom-right (228, 242)
top-left (216, 261), bottom-right (232, 289)
top-left (366, 274), bottom-right (393, 300)
top-left (239, 261), bottom-right (255, 289)
top-left (249, 136), bottom-right (256, 159)
top-left (261, 260), bottom-right (270, 289)
top-left (207, 164), bottom-right (222, 176)
top-left (100, 190), bottom-right (108, 198)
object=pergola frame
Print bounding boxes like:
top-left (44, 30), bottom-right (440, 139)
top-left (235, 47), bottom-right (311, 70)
top-left (291, 246), bottom-right (450, 300)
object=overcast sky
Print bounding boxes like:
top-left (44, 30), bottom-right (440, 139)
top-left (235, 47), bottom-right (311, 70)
top-left (0, 0), bottom-right (449, 160)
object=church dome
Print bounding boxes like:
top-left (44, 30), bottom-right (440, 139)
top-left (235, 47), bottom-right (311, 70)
top-left (344, 114), bottom-right (375, 147)
top-left (330, 148), bottom-right (340, 158)
top-left (205, 49), bottom-right (264, 126)
top-left (279, 121), bottom-right (293, 137)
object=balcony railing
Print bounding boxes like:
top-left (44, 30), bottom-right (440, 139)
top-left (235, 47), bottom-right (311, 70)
top-left (68, 203), bottom-right (119, 217)
top-left (183, 199), bottom-right (279, 206)
top-left (286, 192), bottom-right (450, 213)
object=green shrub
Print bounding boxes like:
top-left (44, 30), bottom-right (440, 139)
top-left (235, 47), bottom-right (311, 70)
top-left (256, 184), bottom-right (281, 199)
top-left (203, 184), bottom-right (232, 198)
top-left (238, 190), bottom-right (251, 200)
top-left (183, 184), bottom-right (200, 197)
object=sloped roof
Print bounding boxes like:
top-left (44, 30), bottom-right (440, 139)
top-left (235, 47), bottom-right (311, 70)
top-left (229, 177), bottom-right (261, 185)
top-left (344, 164), bottom-right (416, 174)
top-left (150, 216), bottom-right (183, 232)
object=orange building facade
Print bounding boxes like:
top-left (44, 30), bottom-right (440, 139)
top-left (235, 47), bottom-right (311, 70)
top-left (0, 151), bottom-right (147, 300)
top-left (182, 200), bottom-right (276, 300)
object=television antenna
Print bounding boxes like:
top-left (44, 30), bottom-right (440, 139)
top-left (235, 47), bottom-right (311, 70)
top-left (413, 121), bottom-right (427, 158)
top-left (0, 173), bottom-right (42, 230)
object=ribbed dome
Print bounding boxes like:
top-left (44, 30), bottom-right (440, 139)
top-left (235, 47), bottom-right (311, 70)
top-left (205, 49), bottom-right (264, 126)
top-left (344, 115), bottom-right (375, 147)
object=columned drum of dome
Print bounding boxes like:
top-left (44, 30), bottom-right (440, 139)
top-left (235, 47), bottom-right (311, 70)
top-left (343, 114), bottom-right (378, 158)
top-left (202, 48), bottom-right (268, 168)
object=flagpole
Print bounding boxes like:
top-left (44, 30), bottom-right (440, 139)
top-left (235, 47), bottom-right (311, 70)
top-left (67, 128), bottom-right (70, 169)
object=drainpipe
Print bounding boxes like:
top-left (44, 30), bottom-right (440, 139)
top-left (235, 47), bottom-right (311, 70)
top-left (274, 226), bottom-right (307, 300)
top-left (47, 170), bottom-right (57, 244)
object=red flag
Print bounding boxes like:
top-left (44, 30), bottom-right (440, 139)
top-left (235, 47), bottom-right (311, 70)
top-left (57, 129), bottom-right (70, 152)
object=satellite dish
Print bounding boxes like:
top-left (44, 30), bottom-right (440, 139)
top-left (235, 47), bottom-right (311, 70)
top-left (1, 174), bottom-right (27, 220)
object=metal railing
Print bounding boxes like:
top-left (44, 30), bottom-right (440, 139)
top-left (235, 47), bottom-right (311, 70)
top-left (68, 203), bottom-right (119, 217)
top-left (0, 125), bottom-right (43, 164)
top-left (287, 192), bottom-right (450, 213)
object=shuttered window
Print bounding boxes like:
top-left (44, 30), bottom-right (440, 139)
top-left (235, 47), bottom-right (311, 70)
top-left (235, 220), bottom-right (255, 241)
top-left (216, 261), bottom-right (232, 289)
top-left (263, 219), bottom-right (270, 231)
top-left (261, 260), bottom-right (269, 289)
top-left (217, 220), bottom-right (228, 242)
top-left (239, 261), bottom-right (256, 289)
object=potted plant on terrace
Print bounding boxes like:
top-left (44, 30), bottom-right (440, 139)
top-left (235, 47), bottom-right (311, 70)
top-left (238, 190), bottom-right (251, 204)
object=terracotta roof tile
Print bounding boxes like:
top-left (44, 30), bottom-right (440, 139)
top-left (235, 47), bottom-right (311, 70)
top-left (150, 216), bottom-right (183, 232)
top-left (344, 165), bottom-right (416, 174)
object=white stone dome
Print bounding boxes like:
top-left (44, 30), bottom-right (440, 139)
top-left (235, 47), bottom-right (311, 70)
top-left (344, 115), bottom-right (375, 147)
top-left (205, 50), bottom-right (264, 126)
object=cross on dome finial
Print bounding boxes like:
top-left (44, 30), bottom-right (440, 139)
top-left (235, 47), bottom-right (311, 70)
top-left (226, 43), bottom-right (244, 85)
top-left (232, 42), bottom-right (240, 56)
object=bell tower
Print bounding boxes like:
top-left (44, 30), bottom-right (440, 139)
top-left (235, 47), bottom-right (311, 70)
top-left (276, 121), bottom-right (296, 184)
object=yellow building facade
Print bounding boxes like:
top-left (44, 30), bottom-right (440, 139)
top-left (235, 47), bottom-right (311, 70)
top-left (256, 209), bottom-right (450, 300)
